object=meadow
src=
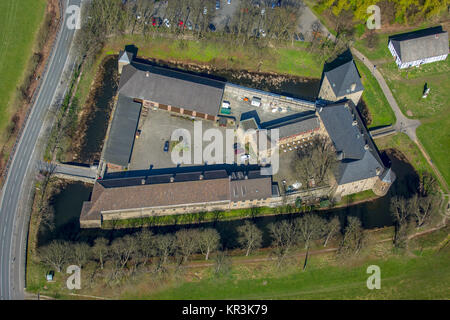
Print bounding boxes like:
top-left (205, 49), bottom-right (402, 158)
top-left (0, 0), bottom-right (46, 143)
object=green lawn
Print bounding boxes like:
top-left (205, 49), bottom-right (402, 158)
top-left (131, 246), bottom-right (449, 299)
top-left (376, 133), bottom-right (436, 178)
top-left (106, 35), bottom-right (325, 78)
top-left (0, 0), bottom-right (46, 139)
top-left (354, 60), bottom-right (396, 128)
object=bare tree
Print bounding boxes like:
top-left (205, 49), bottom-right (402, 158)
top-left (70, 242), bottom-right (91, 268)
top-left (110, 235), bottom-right (138, 280)
top-left (338, 216), bottom-right (366, 256)
top-left (154, 234), bottom-right (176, 269)
top-left (237, 221), bottom-right (263, 256)
top-left (197, 228), bottom-right (221, 260)
top-left (136, 229), bottom-right (155, 266)
top-left (38, 240), bottom-right (71, 272)
top-left (92, 237), bottom-right (109, 269)
top-left (295, 213), bottom-right (325, 271)
top-left (175, 229), bottom-right (200, 264)
top-left (295, 135), bottom-right (337, 187)
top-left (323, 216), bottom-right (341, 247)
top-left (295, 214), bottom-right (325, 250)
top-left (213, 250), bottom-right (232, 277)
top-left (390, 196), bottom-right (412, 249)
top-left (268, 219), bottom-right (298, 268)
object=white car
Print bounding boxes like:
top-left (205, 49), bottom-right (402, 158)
top-left (203, 7), bottom-right (207, 15)
top-left (240, 154), bottom-right (250, 161)
top-left (163, 18), bottom-right (170, 28)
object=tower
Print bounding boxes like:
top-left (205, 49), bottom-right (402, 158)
top-left (118, 50), bottom-right (133, 75)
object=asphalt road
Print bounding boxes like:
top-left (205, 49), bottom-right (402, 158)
top-left (0, 0), bottom-right (81, 300)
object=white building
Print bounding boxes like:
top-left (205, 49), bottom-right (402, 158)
top-left (388, 26), bottom-right (448, 69)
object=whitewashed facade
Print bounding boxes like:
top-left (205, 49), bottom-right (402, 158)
top-left (388, 35), bottom-right (448, 69)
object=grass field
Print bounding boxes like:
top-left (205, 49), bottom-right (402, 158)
top-left (376, 133), bottom-right (436, 178)
top-left (0, 0), bottom-right (46, 140)
top-left (106, 35), bottom-right (325, 78)
top-left (124, 227), bottom-right (449, 300)
top-left (354, 60), bottom-right (396, 128)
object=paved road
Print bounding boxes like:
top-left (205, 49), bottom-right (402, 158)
top-left (0, 0), bottom-right (81, 300)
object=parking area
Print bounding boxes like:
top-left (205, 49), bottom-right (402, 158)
top-left (129, 109), bottom-right (231, 170)
top-left (272, 148), bottom-right (303, 194)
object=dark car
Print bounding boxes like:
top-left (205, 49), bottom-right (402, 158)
top-left (208, 23), bottom-right (216, 32)
top-left (164, 141), bottom-right (169, 152)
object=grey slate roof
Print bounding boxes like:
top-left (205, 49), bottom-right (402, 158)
top-left (263, 113), bottom-right (319, 139)
top-left (323, 60), bottom-right (363, 98)
top-left (103, 95), bottom-right (141, 167)
top-left (318, 102), bottom-right (385, 185)
top-left (389, 27), bottom-right (449, 63)
top-left (119, 61), bottom-right (225, 116)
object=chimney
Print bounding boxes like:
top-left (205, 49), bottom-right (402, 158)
top-left (350, 83), bottom-right (356, 92)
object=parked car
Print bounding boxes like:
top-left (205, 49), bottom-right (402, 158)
top-left (208, 23), bottom-right (216, 32)
top-left (164, 141), bottom-right (169, 152)
top-left (163, 18), bottom-right (170, 28)
top-left (260, 29), bottom-right (266, 37)
top-left (240, 154), bottom-right (250, 161)
top-left (227, 0), bottom-right (231, 4)
top-left (203, 7), bottom-right (207, 15)
top-left (233, 142), bottom-right (240, 149)
top-left (216, 0), bottom-right (220, 10)
top-left (186, 20), bottom-right (193, 30)
top-left (178, 20), bottom-right (184, 27)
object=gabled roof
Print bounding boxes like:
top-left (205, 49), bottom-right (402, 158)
top-left (323, 60), bottom-right (363, 98)
top-left (118, 61), bottom-right (225, 116)
top-left (318, 102), bottom-right (386, 185)
top-left (103, 95), bottom-right (141, 167)
top-left (389, 26), bottom-right (449, 63)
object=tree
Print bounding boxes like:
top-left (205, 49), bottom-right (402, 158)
top-left (39, 240), bottom-right (70, 272)
top-left (295, 214), bottom-right (325, 250)
top-left (213, 251), bottom-right (232, 277)
top-left (237, 221), bottom-right (263, 256)
top-left (338, 216), bottom-right (366, 257)
top-left (294, 135), bottom-right (337, 187)
top-left (110, 235), bottom-right (138, 279)
top-left (323, 216), bottom-right (341, 247)
top-left (71, 242), bottom-right (91, 268)
top-left (295, 213), bottom-right (325, 271)
top-left (154, 234), bottom-right (176, 269)
top-left (197, 228), bottom-right (221, 260)
top-left (390, 196), bottom-right (412, 249)
top-left (92, 237), bottom-right (109, 269)
top-left (175, 229), bottom-right (200, 264)
top-left (136, 229), bottom-right (155, 265)
top-left (268, 220), bottom-right (298, 268)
